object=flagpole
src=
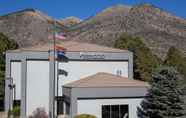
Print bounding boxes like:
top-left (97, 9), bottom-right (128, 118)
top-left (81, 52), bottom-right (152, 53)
top-left (51, 20), bottom-right (66, 117)
top-left (53, 20), bottom-right (56, 118)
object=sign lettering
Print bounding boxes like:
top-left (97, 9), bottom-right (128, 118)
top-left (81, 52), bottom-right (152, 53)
top-left (80, 52), bottom-right (105, 60)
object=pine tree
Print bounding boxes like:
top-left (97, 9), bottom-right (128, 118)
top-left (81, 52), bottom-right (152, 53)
top-left (165, 46), bottom-right (186, 77)
top-left (0, 33), bottom-right (18, 110)
top-left (114, 33), bottom-right (161, 81)
top-left (138, 66), bottom-right (185, 118)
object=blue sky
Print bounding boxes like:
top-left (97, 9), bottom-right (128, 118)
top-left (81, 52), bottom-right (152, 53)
top-left (0, 0), bottom-right (186, 20)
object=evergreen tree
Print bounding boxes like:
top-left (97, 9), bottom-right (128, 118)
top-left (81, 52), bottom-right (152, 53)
top-left (114, 33), bottom-right (161, 81)
top-left (138, 66), bottom-right (185, 118)
top-left (164, 47), bottom-right (186, 77)
top-left (0, 33), bottom-right (18, 110)
top-left (164, 47), bottom-right (186, 113)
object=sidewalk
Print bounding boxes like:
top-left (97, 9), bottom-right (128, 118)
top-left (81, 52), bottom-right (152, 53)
top-left (0, 112), bottom-right (7, 118)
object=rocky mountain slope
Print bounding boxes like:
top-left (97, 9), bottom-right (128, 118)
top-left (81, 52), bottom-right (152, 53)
top-left (59, 16), bottom-right (82, 27)
top-left (68, 4), bottom-right (186, 58)
top-left (0, 4), bottom-right (186, 58)
top-left (0, 9), bottom-right (67, 47)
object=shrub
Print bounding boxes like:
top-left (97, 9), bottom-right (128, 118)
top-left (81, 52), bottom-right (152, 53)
top-left (74, 114), bottom-right (97, 118)
top-left (12, 106), bottom-right (20, 116)
top-left (8, 106), bottom-right (20, 117)
top-left (29, 107), bottom-right (48, 118)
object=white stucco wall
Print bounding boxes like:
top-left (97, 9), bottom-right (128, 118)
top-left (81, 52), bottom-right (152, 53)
top-left (11, 62), bottom-right (21, 100)
top-left (77, 98), bottom-right (142, 118)
top-left (23, 60), bottom-right (128, 116)
top-left (26, 61), bottom-right (49, 116)
top-left (57, 61), bottom-right (128, 96)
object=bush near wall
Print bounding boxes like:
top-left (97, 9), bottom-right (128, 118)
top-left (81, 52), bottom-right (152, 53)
top-left (8, 105), bottom-right (20, 117)
top-left (74, 114), bottom-right (97, 118)
top-left (29, 107), bottom-right (48, 118)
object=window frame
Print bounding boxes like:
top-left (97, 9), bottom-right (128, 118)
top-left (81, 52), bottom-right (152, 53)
top-left (102, 104), bottom-right (129, 118)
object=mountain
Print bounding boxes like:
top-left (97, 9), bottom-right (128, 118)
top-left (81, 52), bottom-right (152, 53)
top-left (0, 8), bottom-right (67, 47)
top-left (0, 4), bottom-right (186, 58)
top-left (68, 4), bottom-right (186, 58)
top-left (59, 16), bottom-right (82, 27)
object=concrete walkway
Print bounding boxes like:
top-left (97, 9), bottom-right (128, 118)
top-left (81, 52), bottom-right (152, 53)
top-left (0, 112), bottom-right (7, 118)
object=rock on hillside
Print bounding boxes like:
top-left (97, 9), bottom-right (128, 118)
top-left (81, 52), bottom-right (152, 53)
top-left (68, 4), bottom-right (186, 58)
top-left (0, 9), bottom-right (67, 47)
top-left (59, 16), bottom-right (81, 27)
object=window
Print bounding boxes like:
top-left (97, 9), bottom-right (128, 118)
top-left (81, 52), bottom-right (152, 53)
top-left (57, 97), bottom-right (63, 115)
top-left (102, 105), bottom-right (110, 118)
top-left (111, 105), bottom-right (119, 118)
top-left (13, 100), bottom-right (21, 107)
top-left (116, 70), bottom-right (122, 76)
top-left (102, 105), bottom-right (128, 118)
top-left (120, 105), bottom-right (129, 118)
top-left (56, 96), bottom-right (70, 115)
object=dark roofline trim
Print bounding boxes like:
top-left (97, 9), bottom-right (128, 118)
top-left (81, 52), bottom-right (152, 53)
top-left (7, 50), bottom-right (130, 53)
top-left (63, 86), bottom-right (149, 89)
top-left (77, 96), bottom-right (146, 100)
top-left (67, 59), bottom-right (129, 61)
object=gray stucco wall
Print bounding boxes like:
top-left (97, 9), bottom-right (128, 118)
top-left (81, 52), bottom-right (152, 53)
top-left (63, 87), bottom-right (148, 117)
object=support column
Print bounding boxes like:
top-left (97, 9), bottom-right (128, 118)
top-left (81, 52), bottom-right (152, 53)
top-left (128, 53), bottom-right (133, 79)
top-left (20, 59), bottom-right (27, 118)
top-left (63, 101), bottom-right (66, 115)
top-left (71, 94), bottom-right (77, 118)
top-left (5, 78), bottom-right (13, 112)
top-left (5, 53), bottom-right (11, 112)
top-left (49, 50), bottom-right (55, 118)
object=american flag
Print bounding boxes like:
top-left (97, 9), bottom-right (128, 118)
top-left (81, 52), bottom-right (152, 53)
top-left (48, 32), bottom-right (66, 40)
top-left (55, 45), bottom-right (66, 51)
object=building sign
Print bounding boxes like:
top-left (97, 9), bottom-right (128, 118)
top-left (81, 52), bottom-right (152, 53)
top-left (80, 52), bottom-right (105, 60)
